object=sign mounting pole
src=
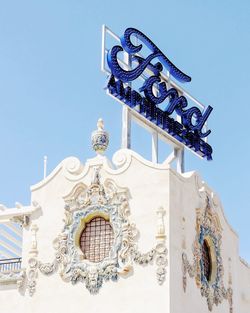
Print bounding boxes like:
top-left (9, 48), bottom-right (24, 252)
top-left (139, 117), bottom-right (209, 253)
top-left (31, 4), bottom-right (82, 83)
top-left (122, 50), bottom-right (131, 149)
top-left (152, 131), bottom-right (158, 163)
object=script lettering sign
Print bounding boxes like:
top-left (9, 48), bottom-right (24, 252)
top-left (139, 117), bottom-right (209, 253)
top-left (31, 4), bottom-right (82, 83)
top-left (106, 28), bottom-right (213, 160)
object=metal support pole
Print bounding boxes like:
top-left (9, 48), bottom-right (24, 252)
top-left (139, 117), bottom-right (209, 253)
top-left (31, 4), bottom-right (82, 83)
top-left (152, 131), bottom-right (158, 163)
top-left (175, 148), bottom-right (185, 174)
top-left (121, 50), bottom-right (132, 149)
top-left (43, 155), bottom-right (47, 179)
top-left (101, 25), bottom-right (106, 72)
top-left (121, 106), bottom-right (131, 149)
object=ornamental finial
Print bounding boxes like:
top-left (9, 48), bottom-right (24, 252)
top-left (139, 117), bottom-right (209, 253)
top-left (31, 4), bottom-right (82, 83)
top-left (97, 118), bottom-right (104, 131)
top-left (91, 118), bottom-right (109, 155)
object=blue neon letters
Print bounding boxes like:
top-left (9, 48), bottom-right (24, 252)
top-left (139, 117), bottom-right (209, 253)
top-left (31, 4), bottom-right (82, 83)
top-left (106, 28), bottom-right (213, 160)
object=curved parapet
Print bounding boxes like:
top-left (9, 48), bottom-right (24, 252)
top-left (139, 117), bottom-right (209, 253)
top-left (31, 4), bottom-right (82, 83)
top-left (31, 148), bottom-right (172, 191)
top-left (183, 170), bottom-right (238, 238)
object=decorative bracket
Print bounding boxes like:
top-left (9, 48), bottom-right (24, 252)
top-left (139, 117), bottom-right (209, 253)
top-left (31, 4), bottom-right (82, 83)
top-left (0, 201), bottom-right (41, 227)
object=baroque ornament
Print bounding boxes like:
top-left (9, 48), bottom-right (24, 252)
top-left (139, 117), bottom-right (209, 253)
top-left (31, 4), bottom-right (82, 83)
top-left (27, 258), bottom-right (38, 297)
top-left (34, 167), bottom-right (168, 295)
top-left (91, 118), bottom-right (109, 155)
top-left (182, 196), bottom-right (233, 312)
top-left (27, 224), bottom-right (39, 296)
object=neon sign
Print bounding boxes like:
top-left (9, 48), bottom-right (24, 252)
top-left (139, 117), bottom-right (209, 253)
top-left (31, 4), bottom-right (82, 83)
top-left (106, 28), bottom-right (213, 160)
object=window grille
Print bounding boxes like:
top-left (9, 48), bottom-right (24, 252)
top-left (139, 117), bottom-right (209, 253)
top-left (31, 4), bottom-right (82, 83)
top-left (79, 217), bottom-right (114, 263)
top-left (202, 240), bottom-right (211, 281)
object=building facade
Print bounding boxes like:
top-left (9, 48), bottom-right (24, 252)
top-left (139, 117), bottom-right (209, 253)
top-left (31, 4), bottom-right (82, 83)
top-left (0, 120), bottom-right (249, 313)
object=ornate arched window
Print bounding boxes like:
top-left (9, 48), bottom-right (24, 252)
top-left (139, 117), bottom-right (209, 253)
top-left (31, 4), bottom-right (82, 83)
top-left (79, 217), bottom-right (114, 263)
top-left (202, 239), bottom-right (211, 282)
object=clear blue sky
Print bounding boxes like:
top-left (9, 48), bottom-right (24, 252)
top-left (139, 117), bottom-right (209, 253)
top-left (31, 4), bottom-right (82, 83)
top-left (0, 0), bottom-right (249, 261)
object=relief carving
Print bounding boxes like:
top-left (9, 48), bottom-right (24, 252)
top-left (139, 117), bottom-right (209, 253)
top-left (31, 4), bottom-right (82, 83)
top-left (182, 196), bottom-right (233, 312)
top-left (34, 168), bottom-right (168, 294)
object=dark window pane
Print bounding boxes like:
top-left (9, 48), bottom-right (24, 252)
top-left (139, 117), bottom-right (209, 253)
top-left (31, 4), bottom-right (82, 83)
top-left (202, 240), bottom-right (211, 281)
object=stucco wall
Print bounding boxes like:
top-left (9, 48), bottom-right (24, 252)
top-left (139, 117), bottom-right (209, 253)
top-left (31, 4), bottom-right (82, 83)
top-left (168, 170), bottom-right (242, 313)
top-left (1, 150), bottom-right (170, 313)
top-left (0, 149), bottom-right (249, 313)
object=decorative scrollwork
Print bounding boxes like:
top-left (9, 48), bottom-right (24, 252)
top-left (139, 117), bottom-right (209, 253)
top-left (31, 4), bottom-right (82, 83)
top-left (38, 261), bottom-right (58, 275)
top-left (133, 249), bottom-right (156, 265)
top-left (182, 196), bottom-right (233, 312)
top-left (34, 169), bottom-right (136, 294)
top-left (65, 157), bottom-right (83, 175)
top-left (27, 258), bottom-right (38, 297)
top-left (30, 169), bottom-right (168, 294)
top-left (155, 243), bottom-right (168, 285)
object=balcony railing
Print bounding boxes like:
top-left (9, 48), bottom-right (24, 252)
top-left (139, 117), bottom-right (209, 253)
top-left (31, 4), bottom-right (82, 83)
top-left (0, 258), bottom-right (22, 272)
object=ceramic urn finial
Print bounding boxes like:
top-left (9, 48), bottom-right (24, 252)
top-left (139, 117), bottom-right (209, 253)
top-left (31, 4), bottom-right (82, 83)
top-left (91, 118), bottom-right (109, 155)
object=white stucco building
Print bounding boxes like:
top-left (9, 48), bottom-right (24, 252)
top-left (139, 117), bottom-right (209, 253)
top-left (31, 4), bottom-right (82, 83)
top-left (0, 119), bottom-right (249, 313)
